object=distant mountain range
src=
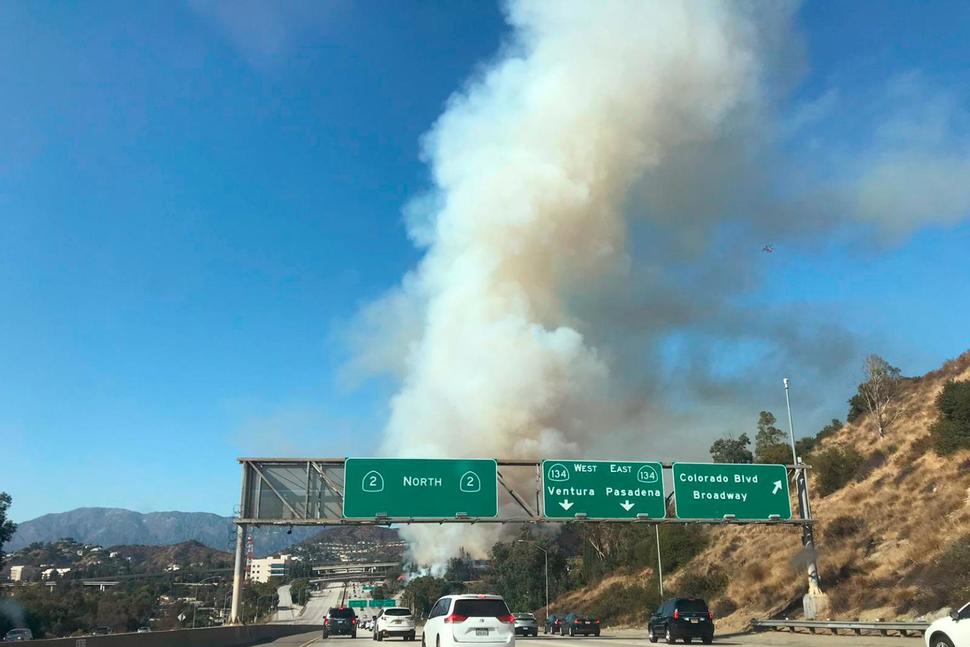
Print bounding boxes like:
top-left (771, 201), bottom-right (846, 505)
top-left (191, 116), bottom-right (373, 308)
top-left (6, 508), bottom-right (321, 555)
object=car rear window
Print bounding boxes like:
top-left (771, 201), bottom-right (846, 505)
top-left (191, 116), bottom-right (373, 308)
top-left (453, 599), bottom-right (510, 617)
top-left (330, 608), bottom-right (356, 618)
top-left (676, 599), bottom-right (709, 613)
top-left (515, 614), bottom-right (535, 620)
top-left (385, 609), bottom-right (411, 616)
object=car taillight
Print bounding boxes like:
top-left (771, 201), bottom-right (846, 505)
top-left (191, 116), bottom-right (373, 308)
top-left (443, 614), bottom-right (467, 624)
top-left (353, 618), bottom-right (358, 624)
top-left (555, 620), bottom-right (561, 624)
top-left (595, 620), bottom-right (600, 624)
top-left (324, 619), bottom-right (329, 625)
top-left (708, 611), bottom-right (714, 621)
top-left (497, 614), bottom-right (515, 624)
top-left (673, 610), bottom-right (680, 620)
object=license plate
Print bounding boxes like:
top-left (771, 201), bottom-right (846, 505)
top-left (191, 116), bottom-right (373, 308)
top-left (476, 629), bottom-right (489, 636)
top-left (690, 618), bottom-right (699, 624)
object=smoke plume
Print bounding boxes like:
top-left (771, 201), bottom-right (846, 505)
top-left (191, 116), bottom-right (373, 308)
top-left (347, 0), bottom-right (970, 565)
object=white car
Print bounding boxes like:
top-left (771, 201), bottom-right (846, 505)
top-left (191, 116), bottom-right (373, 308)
top-left (374, 607), bottom-right (416, 641)
top-left (422, 594), bottom-right (515, 647)
top-left (925, 601), bottom-right (970, 647)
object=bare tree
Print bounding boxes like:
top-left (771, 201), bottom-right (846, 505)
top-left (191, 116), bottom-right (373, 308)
top-left (859, 355), bottom-right (903, 437)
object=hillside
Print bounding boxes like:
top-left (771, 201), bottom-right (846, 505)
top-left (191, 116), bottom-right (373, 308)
top-left (7, 508), bottom-right (317, 555)
top-left (6, 537), bottom-right (232, 575)
top-left (549, 352), bottom-right (970, 630)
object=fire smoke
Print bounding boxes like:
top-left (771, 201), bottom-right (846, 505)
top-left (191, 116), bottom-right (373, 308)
top-left (346, 0), bottom-right (970, 565)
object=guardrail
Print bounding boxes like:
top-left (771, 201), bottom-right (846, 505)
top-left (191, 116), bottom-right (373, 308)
top-left (753, 619), bottom-right (929, 637)
top-left (16, 623), bottom-right (323, 647)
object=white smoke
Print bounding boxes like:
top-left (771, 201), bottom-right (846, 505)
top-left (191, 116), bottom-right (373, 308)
top-left (345, 0), bottom-right (970, 566)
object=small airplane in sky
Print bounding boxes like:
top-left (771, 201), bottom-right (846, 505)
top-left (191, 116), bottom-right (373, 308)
top-left (762, 244), bottom-right (774, 253)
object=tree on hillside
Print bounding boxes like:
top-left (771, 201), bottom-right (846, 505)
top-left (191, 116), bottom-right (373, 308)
top-left (485, 537), bottom-right (567, 613)
top-left (401, 576), bottom-right (459, 617)
top-left (930, 379), bottom-right (970, 455)
top-left (859, 355), bottom-right (903, 437)
top-left (709, 434), bottom-right (753, 463)
top-left (754, 411), bottom-right (791, 464)
top-left (0, 493), bottom-right (16, 569)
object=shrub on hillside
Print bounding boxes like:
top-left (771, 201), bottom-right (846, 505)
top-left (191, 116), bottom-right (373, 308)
top-left (811, 446), bottom-right (864, 496)
top-left (825, 515), bottom-right (864, 542)
top-left (586, 584), bottom-right (660, 624)
top-left (674, 567), bottom-right (728, 600)
top-left (913, 534), bottom-right (970, 612)
top-left (930, 379), bottom-right (970, 455)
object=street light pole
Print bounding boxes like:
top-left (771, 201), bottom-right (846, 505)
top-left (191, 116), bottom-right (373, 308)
top-left (516, 540), bottom-right (548, 616)
top-left (193, 576), bottom-right (221, 628)
top-left (654, 526), bottom-right (663, 598)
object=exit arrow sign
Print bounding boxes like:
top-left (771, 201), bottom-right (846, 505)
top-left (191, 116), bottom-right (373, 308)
top-left (673, 462), bottom-right (792, 520)
top-left (542, 460), bottom-right (666, 520)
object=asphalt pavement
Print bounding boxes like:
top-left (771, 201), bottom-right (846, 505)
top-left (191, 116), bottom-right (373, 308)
top-left (264, 627), bottom-right (926, 647)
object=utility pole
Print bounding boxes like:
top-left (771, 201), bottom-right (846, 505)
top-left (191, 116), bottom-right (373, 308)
top-left (784, 378), bottom-right (824, 616)
top-left (654, 526), bottom-right (664, 598)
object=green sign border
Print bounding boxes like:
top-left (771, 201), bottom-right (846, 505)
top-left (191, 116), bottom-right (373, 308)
top-left (342, 457), bottom-right (499, 519)
top-left (671, 461), bottom-right (792, 521)
top-left (541, 459), bottom-right (667, 520)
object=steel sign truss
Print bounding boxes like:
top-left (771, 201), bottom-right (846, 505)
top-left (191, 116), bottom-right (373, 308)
top-left (235, 458), bottom-right (812, 526)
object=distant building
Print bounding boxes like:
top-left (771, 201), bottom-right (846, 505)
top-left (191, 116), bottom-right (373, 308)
top-left (247, 554), bottom-right (291, 583)
top-left (41, 568), bottom-right (72, 580)
top-left (9, 566), bottom-right (39, 582)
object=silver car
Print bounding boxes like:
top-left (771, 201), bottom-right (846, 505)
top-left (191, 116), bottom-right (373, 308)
top-left (514, 613), bottom-right (538, 637)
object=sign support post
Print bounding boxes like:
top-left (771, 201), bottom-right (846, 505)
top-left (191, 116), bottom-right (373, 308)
top-left (784, 378), bottom-right (827, 618)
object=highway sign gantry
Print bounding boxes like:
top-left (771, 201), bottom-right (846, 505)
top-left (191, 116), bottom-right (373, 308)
top-left (673, 462), bottom-right (791, 520)
top-left (542, 460), bottom-right (666, 519)
top-left (343, 458), bottom-right (498, 519)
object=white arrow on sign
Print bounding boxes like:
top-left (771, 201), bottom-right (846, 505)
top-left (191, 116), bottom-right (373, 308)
top-left (772, 480), bottom-right (783, 495)
top-left (559, 499), bottom-right (574, 511)
top-left (620, 500), bottom-right (635, 512)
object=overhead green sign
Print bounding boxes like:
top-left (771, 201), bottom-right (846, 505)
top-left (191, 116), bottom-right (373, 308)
top-left (542, 460), bottom-right (666, 519)
top-left (363, 585), bottom-right (374, 592)
top-left (343, 458), bottom-right (498, 519)
top-left (349, 599), bottom-right (368, 608)
top-left (673, 463), bottom-right (791, 520)
top-left (368, 599), bottom-right (396, 608)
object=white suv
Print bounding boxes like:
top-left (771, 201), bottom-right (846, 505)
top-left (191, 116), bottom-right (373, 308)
top-left (375, 607), bottom-right (416, 641)
top-left (925, 600), bottom-right (970, 647)
top-left (422, 594), bottom-right (515, 647)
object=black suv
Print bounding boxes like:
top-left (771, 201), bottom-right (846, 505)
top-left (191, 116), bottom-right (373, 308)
top-left (648, 598), bottom-right (713, 644)
top-left (323, 607), bottom-right (358, 639)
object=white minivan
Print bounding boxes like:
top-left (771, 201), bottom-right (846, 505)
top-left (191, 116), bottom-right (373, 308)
top-left (422, 594), bottom-right (515, 647)
top-left (925, 600), bottom-right (970, 647)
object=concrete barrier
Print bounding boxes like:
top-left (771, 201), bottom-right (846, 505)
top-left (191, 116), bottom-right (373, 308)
top-left (20, 624), bottom-right (323, 647)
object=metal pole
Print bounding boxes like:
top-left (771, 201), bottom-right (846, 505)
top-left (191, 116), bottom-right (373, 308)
top-left (544, 548), bottom-right (548, 617)
top-left (784, 378), bottom-right (798, 465)
top-left (230, 463), bottom-right (250, 624)
top-left (654, 526), bottom-right (663, 598)
top-left (783, 378), bottom-right (822, 598)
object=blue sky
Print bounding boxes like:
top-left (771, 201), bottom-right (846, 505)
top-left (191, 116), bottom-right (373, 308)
top-left (2, 1), bottom-right (969, 522)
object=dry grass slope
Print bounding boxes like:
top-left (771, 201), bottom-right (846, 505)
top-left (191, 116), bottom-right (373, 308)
top-left (551, 352), bottom-right (970, 631)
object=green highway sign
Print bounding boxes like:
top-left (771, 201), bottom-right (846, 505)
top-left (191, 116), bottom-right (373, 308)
top-left (542, 460), bottom-right (666, 519)
top-left (363, 585), bottom-right (374, 592)
top-left (673, 463), bottom-right (791, 520)
top-left (349, 599), bottom-right (368, 608)
top-left (368, 599), bottom-right (396, 608)
top-left (343, 458), bottom-right (498, 519)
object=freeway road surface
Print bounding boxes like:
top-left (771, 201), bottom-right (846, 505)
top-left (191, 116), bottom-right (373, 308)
top-left (274, 580), bottom-right (353, 625)
top-left (263, 627), bottom-right (924, 647)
